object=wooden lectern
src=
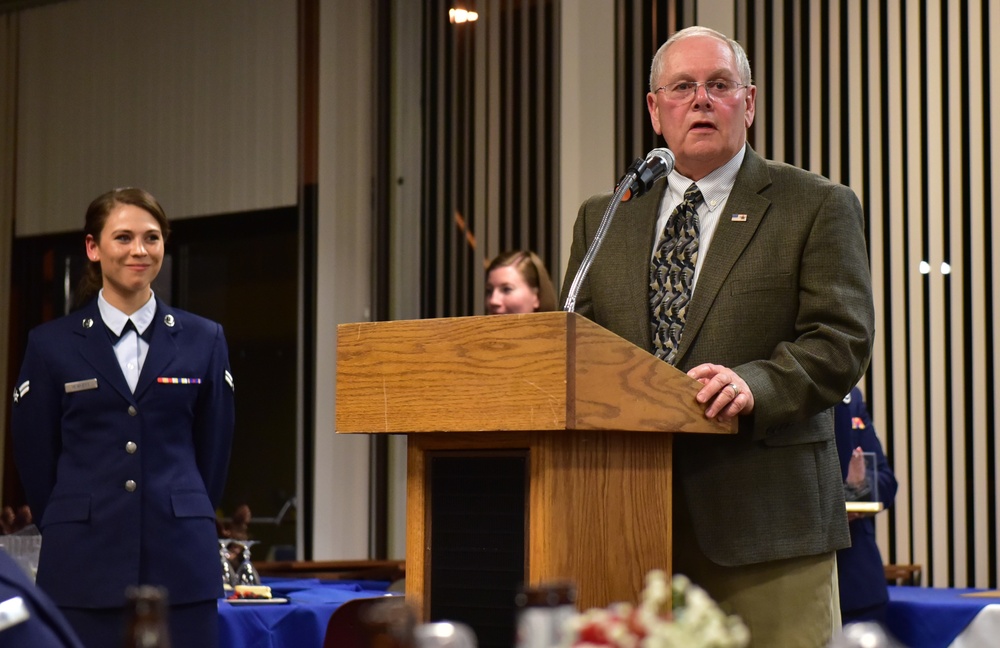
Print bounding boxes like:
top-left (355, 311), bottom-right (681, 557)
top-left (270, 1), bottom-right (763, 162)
top-left (336, 312), bottom-right (734, 645)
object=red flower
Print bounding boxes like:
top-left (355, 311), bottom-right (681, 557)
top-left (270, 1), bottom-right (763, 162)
top-left (577, 620), bottom-right (611, 645)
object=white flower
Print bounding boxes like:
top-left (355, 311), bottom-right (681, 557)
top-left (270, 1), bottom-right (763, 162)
top-left (559, 571), bottom-right (749, 648)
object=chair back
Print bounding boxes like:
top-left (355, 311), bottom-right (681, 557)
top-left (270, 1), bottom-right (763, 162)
top-left (322, 596), bottom-right (410, 648)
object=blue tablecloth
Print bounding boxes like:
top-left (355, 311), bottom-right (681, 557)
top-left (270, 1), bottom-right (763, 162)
top-left (886, 586), bottom-right (997, 648)
top-left (218, 578), bottom-right (398, 648)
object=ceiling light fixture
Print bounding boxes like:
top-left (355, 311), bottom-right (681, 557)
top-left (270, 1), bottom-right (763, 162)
top-left (449, 8), bottom-right (479, 23)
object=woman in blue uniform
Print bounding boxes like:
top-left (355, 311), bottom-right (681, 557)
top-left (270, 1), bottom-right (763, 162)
top-left (10, 188), bottom-right (235, 647)
top-left (0, 547), bottom-right (84, 647)
top-left (834, 386), bottom-right (898, 625)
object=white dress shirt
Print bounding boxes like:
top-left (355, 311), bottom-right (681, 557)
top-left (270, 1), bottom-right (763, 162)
top-left (97, 290), bottom-right (157, 393)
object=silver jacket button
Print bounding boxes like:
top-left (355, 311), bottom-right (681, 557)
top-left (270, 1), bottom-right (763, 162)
top-left (128, 406), bottom-right (137, 416)
top-left (125, 480), bottom-right (137, 492)
top-left (125, 442), bottom-right (137, 454)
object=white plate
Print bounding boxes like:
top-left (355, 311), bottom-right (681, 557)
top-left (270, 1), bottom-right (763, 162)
top-left (226, 597), bottom-right (289, 606)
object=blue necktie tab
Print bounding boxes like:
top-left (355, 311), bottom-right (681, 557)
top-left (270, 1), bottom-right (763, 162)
top-left (650, 183), bottom-right (702, 365)
top-left (107, 319), bottom-right (153, 344)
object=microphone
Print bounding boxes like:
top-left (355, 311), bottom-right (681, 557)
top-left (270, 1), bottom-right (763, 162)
top-left (563, 147), bottom-right (675, 312)
top-left (620, 147), bottom-right (675, 202)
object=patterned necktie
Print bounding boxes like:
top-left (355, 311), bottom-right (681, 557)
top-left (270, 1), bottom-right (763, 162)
top-left (650, 183), bottom-right (702, 364)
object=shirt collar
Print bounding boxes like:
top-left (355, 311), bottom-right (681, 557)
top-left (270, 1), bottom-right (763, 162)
top-left (666, 145), bottom-right (746, 212)
top-left (97, 290), bottom-right (158, 336)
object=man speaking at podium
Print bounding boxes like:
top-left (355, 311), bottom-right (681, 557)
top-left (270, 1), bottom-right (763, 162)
top-left (560, 26), bottom-right (874, 647)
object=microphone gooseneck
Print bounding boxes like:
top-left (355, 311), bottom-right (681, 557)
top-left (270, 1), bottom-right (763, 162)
top-left (563, 147), bottom-right (675, 312)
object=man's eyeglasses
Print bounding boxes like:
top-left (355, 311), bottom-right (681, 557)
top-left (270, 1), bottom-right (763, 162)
top-left (654, 79), bottom-right (750, 101)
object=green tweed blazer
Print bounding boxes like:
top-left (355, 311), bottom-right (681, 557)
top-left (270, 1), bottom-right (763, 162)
top-left (560, 145), bottom-right (875, 566)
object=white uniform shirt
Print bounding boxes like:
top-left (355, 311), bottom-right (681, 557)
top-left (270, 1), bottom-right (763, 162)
top-left (97, 290), bottom-right (157, 393)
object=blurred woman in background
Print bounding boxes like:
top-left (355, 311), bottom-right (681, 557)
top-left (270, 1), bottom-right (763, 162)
top-left (485, 250), bottom-right (557, 314)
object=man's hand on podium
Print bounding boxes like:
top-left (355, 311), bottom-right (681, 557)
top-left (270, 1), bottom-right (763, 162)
top-left (687, 363), bottom-right (754, 422)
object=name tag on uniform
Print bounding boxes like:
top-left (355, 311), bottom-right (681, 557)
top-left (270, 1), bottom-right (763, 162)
top-left (65, 378), bottom-right (99, 393)
top-left (0, 596), bottom-right (30, 631)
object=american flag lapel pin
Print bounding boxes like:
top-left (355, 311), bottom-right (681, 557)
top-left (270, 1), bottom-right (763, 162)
top-left (731, 213), bottom-right (747, 222)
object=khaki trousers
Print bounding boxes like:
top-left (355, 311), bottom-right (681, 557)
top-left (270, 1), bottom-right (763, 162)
top-left (674, 485), bottom-right (841, 648)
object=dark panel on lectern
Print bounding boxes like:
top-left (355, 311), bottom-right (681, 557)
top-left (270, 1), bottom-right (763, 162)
top-left (428, 453), bottom-right (527, 648)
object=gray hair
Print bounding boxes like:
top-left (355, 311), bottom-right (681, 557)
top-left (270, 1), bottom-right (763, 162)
top-left (649, 26), bottom-right (753, 91)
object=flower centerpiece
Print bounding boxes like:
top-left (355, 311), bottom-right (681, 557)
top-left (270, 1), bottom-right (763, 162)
top-left (559, 571), bottom-right (749, 648)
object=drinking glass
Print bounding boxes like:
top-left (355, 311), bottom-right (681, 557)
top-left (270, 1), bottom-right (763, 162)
top-left (218, 539), bottom-right (237, 588)
top-left (232, 540), bottom-right (261, 586)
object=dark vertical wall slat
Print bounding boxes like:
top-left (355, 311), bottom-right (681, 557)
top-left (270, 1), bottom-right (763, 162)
top-left (917, 0), bottom-right (936, 584)
top-left (958, 0), bottom-right (976, 587)
top-left (837, 0), bottom-right (850, 180)
top-left (443, 6), bottom-right (457, 316)
top-left (542, 1), bottom-right (558, 268)
top-left (502, 0), bottom-right (514, 250)
top-left (460, 17), bottom-right (474, 315)
top-left (368, 0), bottom-right (393, 560)
top-left (787, 0), bottom-right (799, 167)
top-left (296, 0), bottom-right (319, 560)
top-left (521, 0), bottom-right (531, 246)
top-left (939, 0), bottom-right (955, 585)
top-left (982, 0), bottom-right (998, 588)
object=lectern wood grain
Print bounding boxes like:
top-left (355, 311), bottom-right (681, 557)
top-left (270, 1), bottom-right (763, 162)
top-left (335, 312), bottom-right (735, 626)
top-left (336, 312), bottom-right (732, 435)
top-left (529, 431), bottom-right (673, 609)
top-left (337, 314), bottom-right (568, 432)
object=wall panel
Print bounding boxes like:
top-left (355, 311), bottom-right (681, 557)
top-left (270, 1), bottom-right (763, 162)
top-left (15, 0), bottom-right (296, 235)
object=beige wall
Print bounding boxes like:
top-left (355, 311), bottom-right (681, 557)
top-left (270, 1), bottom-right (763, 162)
top-left (14, 0), bottom-right (297, 235)
top-left (312, 0), bottom-right (374, 560)
top-left (557, 0), bottom-right (615, 289)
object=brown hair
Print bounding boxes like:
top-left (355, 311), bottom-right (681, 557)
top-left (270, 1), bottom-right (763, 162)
top-left (486, 250), bottom-right (557, 312)
top-left (76, 188), bottom-right (171, 306)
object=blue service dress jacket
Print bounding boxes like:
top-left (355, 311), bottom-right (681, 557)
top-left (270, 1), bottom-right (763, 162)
top-left (834, 386), bottom-right (898, 615)
top-left (10, 298), bottom-right (235, 609)
top-left (0, 548), bottom-right (84, 647)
